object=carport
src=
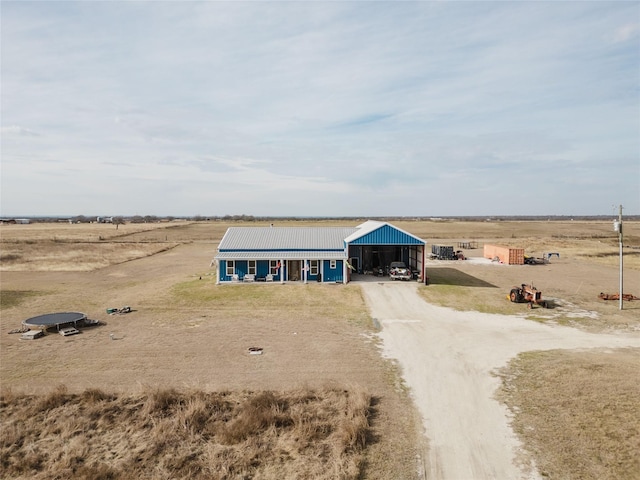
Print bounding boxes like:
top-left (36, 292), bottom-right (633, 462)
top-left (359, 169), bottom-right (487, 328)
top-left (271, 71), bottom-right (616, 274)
top-left (213, 221), bottom-right (427, 284)
top-left (345, 221), bottom-right (426, 281)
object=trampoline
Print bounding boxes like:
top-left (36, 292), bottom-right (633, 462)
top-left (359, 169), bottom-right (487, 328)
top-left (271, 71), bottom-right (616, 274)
top-left (23, 312), bottom-right (87, 331)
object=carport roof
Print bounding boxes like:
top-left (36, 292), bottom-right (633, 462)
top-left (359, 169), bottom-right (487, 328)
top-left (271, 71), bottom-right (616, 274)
top-left (345, 220), bottom-right (425, 245)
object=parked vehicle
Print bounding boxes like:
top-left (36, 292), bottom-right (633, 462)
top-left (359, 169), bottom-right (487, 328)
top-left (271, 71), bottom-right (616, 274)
top-left (389, 261), bottom-right (412, 281)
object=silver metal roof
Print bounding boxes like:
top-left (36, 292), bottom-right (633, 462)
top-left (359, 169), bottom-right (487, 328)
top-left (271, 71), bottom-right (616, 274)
top-left (215, 250), bottom-right (348, 260)
top-left (217, 227), bottom-right (357, 252)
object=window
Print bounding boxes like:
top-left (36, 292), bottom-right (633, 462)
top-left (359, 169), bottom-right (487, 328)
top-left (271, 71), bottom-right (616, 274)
top-left (226, 260), bottom-right (235, 276)
top-left (248, 260), bottom-right (256, 275)
top-left (270, 260), bottom-right (280, 273)
top-left (310, 260), bottom-right (319, 275)
top-left (330, 260), bottom-right (337, 269)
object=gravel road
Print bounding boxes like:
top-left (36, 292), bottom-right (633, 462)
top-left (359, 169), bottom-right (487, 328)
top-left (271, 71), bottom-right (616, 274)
top-left (360, 281), bottom-right (640, 480)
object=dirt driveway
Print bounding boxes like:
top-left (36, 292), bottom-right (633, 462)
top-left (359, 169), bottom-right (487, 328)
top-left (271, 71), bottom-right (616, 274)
top-left (359, 281), bottom-right (640, 480)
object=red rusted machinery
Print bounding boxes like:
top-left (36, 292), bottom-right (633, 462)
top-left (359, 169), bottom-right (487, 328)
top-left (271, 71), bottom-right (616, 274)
top-left (509, 284), bottom-right (547, 309)
top-left (598, 293), bottom-right (638, 301)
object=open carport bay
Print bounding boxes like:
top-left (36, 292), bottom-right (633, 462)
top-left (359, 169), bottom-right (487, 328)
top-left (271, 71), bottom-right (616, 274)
top-left (349, 244), bottom-right (424, 276)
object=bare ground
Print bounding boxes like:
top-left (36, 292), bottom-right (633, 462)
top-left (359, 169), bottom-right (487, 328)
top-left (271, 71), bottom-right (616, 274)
top-left (2, 220), bottom-right (640, 479)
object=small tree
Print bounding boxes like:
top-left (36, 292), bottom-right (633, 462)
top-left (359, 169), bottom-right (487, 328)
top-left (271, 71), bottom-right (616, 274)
top-left (113, 216), bottom-right (125, 230)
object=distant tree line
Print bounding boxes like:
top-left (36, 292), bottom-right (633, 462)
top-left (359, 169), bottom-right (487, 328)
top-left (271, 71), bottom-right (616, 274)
top-left (8, 214), bottom-right (640, 224)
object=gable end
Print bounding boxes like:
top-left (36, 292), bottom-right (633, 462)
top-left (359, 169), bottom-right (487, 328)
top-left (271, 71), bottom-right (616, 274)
top-left (348, 224), bottom-right (424, 245)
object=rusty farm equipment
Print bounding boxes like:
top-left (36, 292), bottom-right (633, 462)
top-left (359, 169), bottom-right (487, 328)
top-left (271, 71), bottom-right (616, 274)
top-left (509, 284), bottom-right (547, 309)
top-left (598, 292), bottom-right (639, 301)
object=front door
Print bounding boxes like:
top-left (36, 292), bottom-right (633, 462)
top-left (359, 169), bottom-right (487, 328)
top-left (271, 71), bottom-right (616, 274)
top-left (288, 260), bottom-right (301, 281)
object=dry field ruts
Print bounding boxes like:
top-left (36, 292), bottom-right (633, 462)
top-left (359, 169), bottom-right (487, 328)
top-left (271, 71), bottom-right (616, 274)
top-left (1, 219), bottom-right (640, 479)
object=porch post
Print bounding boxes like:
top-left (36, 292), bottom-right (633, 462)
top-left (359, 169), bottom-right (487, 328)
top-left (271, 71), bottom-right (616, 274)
top-left (423, 245), bottom-right (427, 284)
top-left (280, 259), bottom-right (285, 284)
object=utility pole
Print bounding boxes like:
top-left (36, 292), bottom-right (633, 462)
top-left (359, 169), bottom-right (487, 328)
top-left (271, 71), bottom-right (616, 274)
top-left (614, 205), bottom-right (623, 310)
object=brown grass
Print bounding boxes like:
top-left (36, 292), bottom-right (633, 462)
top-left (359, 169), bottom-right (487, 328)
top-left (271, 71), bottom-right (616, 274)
top-left (0, 222), bottom-right (175, 242)
top-left (3, 219), bottom-right (638, 271)
top-left (170, 279), bottom-right (371, 325)
top-left (0, 290), bottom-right (44, 309)
top-left (0, 222), bottom-right (184, 272)
top-left (496, 348), bottom-right (640, 480)
top-left (0, 242), bottom-right (179, 272)
top-left (415, 221), bottom-right (640, 331)
top-left (2, 219), bottom-right (639, 479)
top-left (0, 228), bottom-right (417, 479)
top-left (0, 386), bottom-right (372, 480)
top-left (394, 219), bottom-right (640, 271)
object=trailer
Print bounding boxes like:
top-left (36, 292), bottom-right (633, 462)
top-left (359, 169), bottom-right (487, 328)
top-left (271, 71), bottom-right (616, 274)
top-left (431, 245), bottom-right (455, 260)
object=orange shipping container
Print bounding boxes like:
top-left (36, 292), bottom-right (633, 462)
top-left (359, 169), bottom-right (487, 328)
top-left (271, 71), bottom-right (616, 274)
top-left (483, 244), bottom-right (524, 265)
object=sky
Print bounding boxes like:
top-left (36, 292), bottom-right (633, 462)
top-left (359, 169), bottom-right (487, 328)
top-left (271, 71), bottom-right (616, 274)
top-left (1, 1), bottom-right (639, 217)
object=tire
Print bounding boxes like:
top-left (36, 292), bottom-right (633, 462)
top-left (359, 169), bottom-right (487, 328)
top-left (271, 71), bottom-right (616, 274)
top-left (510, 289), bottom-right (519, 303)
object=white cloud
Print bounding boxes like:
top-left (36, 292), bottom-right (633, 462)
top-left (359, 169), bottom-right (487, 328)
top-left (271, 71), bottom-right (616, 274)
top-left (1, 125), bottom-right (40, 136)
top-left (1, 1), bottom-right (638, 216)
top-left (612, 23), bottom-right (640, 43)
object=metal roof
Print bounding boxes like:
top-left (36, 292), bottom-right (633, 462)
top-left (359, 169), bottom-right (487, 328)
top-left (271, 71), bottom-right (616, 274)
top-left (218, 227), bottom-right (357, 252)
top-left (214, 223), bottom-right (425, 262)
top-left (215, 250), bottom-right (348, 260)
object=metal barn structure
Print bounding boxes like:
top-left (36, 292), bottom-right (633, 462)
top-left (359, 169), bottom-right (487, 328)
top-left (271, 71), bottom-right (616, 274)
top-left (213, 221), bottom-right (427, 284)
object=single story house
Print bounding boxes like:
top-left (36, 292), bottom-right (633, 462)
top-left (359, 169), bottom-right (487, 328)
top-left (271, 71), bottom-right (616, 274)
top-left (213, 220), bottom-right (427, 284)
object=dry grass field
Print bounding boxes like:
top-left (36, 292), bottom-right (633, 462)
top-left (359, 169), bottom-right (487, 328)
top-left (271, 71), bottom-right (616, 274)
top-left (497, 348), bottom-right (640, 480)
top-left (0, 220), bottom-right (421, 479)
top-left (1, 219), bottom-right (639, 479)
top-left (1, 386), bottom-right (372, 480)
top-left (408, 219), bottom-right (640, 332)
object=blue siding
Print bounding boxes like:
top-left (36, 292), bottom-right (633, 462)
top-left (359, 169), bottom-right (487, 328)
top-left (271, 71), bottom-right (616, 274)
top-left (220, 260), bottom-right (233, 281)
top-left (220, 260), bottom-right (281, 281)
top-left (349, 224), bottom-right (424, 245)
top-left (307, 261), bottom-right (320, 281)
top-left (221, 260), bottom-right (248, 280)
top-left (323, 260), bottom-right (343, 282)
top-left (257, 260), bottom-right (270, 279)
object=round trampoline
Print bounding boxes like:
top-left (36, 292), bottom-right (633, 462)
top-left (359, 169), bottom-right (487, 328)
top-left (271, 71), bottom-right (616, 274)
top-left (23, 312), bottom-right (87, 331)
